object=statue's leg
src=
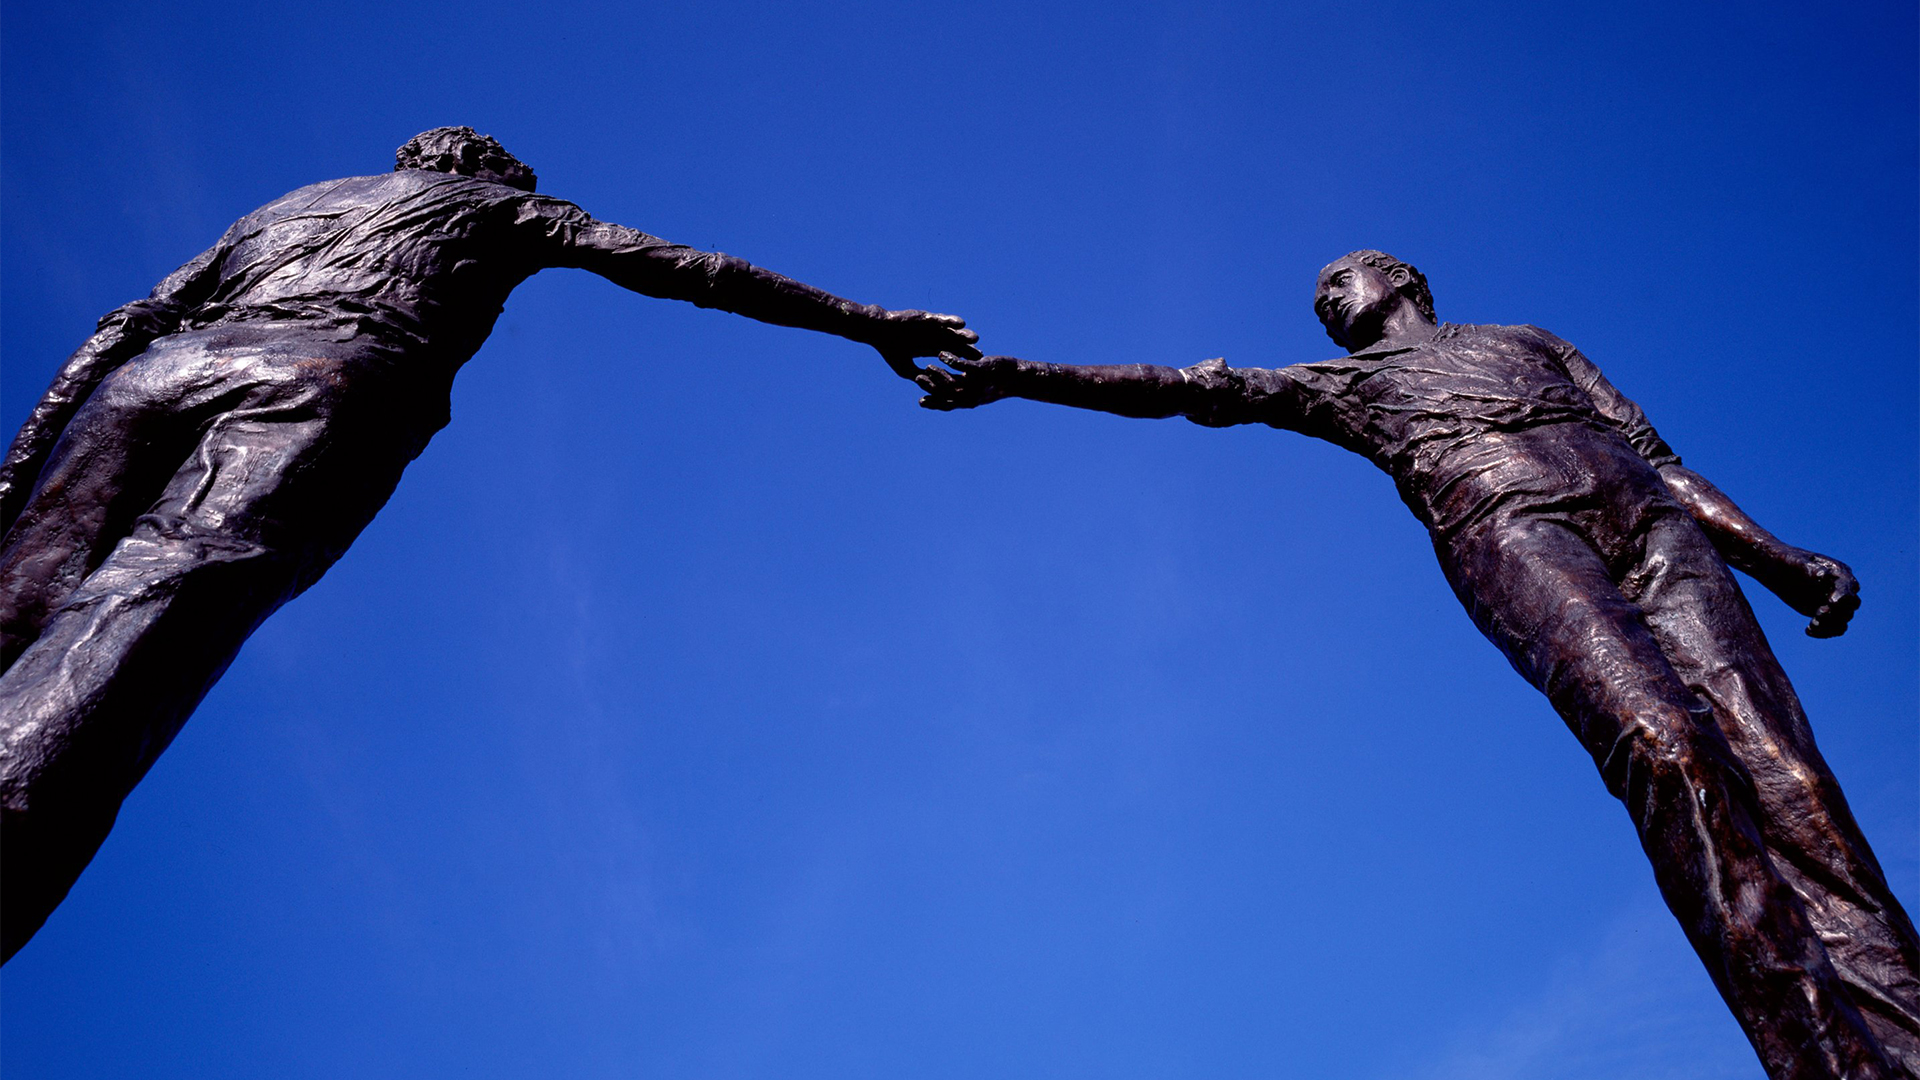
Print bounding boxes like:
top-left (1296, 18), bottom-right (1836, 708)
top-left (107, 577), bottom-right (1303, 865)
top-left (0, 346), bottom-right (432, 963)
top-left (1626, 508), bottom-right (1920, 1072)
top-left (0, 510), bottom-right (301, 961)
top-left (1443, 514), bottom-right (1895, 1080)
top-left (0, 346), bottom-right (231, 671)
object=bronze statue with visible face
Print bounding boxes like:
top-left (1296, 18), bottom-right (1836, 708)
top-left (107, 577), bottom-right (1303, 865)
top-left (0, 128), bottom-right (978, 962)
top-left (917, 252), bottom-right (1918, 1079)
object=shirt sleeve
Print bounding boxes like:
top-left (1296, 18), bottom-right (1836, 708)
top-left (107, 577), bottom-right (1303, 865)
top-left (1178, 357), bottom-right (1338, 436)
top-left (511, 196), bottom-right (704, 292)
top-left (508, 195), bottom-right (888, 342)
top-left (1529, 326), bottom-right (1681, 468)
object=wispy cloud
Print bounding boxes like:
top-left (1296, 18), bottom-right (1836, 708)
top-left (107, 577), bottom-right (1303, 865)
top-left (1401, 897), bottom-right (1761, 1080)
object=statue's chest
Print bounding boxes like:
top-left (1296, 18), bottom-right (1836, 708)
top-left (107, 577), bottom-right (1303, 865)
top-left (1353, 339), bottom-right (1575, 417)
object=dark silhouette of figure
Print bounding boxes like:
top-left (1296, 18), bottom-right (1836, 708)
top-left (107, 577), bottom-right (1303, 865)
top-left (0, 127), bottom-right (978, 962)
top-left (916, 250), bottom-right (1919, 1080)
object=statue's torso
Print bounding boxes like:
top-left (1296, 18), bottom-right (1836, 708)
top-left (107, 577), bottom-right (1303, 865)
top-left (1286, 325), bottom-right (1679, 545)
top-left (176, 171), bottom-right (545, 369)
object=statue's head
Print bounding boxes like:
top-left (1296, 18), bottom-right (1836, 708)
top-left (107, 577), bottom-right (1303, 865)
top-left (395, 127), bottom-right (537, 192)
top-left (1313, 250), bottom-right (1435, 350)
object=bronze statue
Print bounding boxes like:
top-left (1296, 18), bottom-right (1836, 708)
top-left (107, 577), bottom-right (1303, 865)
top-left (3, 124), bottom-right (1911, 1077)
top-left (916, 250), bottom-right (1920, 1080)
top-left (0, 127), bottom-right (977, 962)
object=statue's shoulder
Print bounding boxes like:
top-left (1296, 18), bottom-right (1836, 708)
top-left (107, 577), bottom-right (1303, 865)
top-left (251, 171), bottom-right (520, 217)
top-left (265, 172), bottom-right (400, 206)
top-left (1437, 323), bottom-right (1572, 354)
top-left (231, 174), bottom-right (395, 226)
top-left (1434, 321), bottom-right (1526, 340)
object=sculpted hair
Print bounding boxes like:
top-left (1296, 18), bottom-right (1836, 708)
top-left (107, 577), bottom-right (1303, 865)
top-left (394, 126), bottom-right (537, 191)
top-left (1345, 249), bottom-right (1436, 322)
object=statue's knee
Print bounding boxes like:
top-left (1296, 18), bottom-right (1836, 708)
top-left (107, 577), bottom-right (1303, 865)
top-left (1598, 702), bottom-right (1721, 796)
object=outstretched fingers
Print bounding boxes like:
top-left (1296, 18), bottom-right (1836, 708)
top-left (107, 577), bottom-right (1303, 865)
top-left (930, 314), bottom-right (982, 360)
top-left (913, 354), bottom-right (1016, 411)
top-left (894, 310), bottom-right (980, 354)
top-left (915, 365), bottom-right (967, 410)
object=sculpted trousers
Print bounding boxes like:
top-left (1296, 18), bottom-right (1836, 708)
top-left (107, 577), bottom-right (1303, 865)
top-left (0, 331), bottom-right (440, 960)
top-left (1442, 505), bottom-right (1920, 1080)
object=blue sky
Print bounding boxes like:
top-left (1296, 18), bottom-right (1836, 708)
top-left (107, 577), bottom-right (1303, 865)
top-left (2, 2), bottom-right (1914, 1077)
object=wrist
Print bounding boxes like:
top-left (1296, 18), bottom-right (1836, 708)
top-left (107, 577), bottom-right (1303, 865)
top-left (1759, 542), bottom-right (1813, 574)
top-left (854, 305), bottom-right (892, 345)
top-left (1748, 544), bottom-right (1821, 602)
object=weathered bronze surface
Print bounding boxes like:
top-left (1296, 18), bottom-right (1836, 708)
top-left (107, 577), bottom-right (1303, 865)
top-left (917, 251), bottom-right (1920, 1079)
top-left (0, 127), bottom-right (976, 962)
top-left (4, 128), bottom-right (1913, 1077)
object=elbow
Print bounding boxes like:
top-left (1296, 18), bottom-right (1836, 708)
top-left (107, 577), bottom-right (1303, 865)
top-left (1655, 462), bottom-right (1701, 499)
top-left (1656, 466), bottom-right (1723, 528)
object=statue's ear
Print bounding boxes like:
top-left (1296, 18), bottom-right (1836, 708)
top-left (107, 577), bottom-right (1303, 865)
top-left (1387, 266), bottom-right (1412, 288)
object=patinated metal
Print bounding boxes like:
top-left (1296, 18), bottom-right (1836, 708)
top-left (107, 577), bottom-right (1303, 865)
top-left (5, 129), bottom-right (1913, 1076)
top-left (917, 250), bottom-right (1920, 1079)
top-left (0, 127), bottom-right (977, 962)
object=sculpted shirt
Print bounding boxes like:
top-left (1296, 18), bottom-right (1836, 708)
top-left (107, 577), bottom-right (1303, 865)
top-left (150, 171), bottom-right (829, 370)
top-left (52, 169), bottom-right (871, 392)
top-left (0, 169), bottom-right (897, 532)
top-left (1179, 324), bottom-right (1682, 546)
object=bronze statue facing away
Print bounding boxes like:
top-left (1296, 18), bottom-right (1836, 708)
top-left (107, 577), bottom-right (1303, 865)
top-left (917, 251), bottom-right (1919, 1080)
top-left (0, 127), bottom-right (977, 962)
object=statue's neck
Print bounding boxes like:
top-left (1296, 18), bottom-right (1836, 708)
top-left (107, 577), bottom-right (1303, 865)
top-left (1355, 307), bottom-right (1440, 353)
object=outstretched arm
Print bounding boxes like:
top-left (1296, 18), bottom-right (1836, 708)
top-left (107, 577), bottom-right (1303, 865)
top-left (917, 354), bottom-right (1313, 429)
top-left (918, 355), bottom-right (1199, 417)
top-left (0, 241), bottom-right (226, 533)
top-left (1541, 328), bottom-right (1859, 638)
top-left (524, 200), bottom-right (977, 373)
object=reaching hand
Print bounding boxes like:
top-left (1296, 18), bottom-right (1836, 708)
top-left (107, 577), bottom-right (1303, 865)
top-left (916, 352), bottom-right (1018, 411)
top-left (870, 309), bottom-right (980, 380)
top-left (1792, 553), bottom-right (1860, 638)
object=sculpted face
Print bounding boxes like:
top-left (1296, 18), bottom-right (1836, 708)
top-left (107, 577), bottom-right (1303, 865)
top-left (1314, 257), bottom-right (1410, 351)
